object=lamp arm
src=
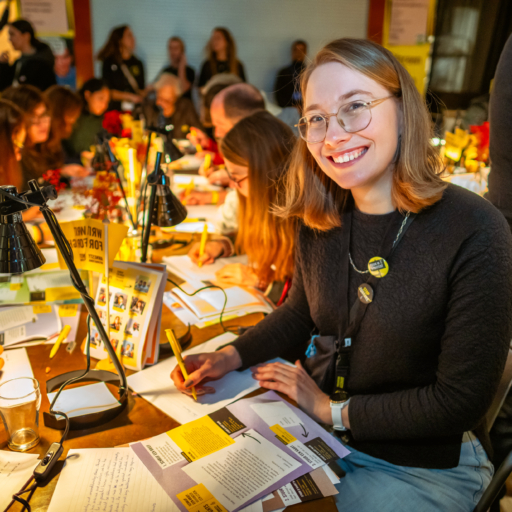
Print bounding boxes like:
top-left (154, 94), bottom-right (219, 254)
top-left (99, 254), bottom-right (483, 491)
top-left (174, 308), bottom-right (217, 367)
top-left (27, 181), bottom-right (128, 398)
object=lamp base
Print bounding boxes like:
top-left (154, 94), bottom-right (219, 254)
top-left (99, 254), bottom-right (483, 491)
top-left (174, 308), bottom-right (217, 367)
top-left (43, 369), bottom-right (128, 430)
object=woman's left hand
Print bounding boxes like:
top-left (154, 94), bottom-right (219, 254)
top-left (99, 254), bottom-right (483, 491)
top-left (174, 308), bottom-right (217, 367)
top-left (215, 263), bottom-right (259, 287)
top-left (251, 360), bottom-right (332, 424)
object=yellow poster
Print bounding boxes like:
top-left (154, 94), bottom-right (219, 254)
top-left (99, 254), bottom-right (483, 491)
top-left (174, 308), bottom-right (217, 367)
top-left (56, 218), bottom-right (128, 274)
top-left (385, 44), bottom-right (431, 96)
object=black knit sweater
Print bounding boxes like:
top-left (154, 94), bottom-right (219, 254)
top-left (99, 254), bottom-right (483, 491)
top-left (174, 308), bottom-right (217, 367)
top-left (232, 184), bottom-right (512, 469)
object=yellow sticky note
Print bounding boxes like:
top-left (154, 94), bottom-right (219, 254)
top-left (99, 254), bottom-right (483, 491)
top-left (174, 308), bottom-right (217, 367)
top-left (177, 483), bottom-right (227, 512)
top-left (270, 424), bottom-right (297, 445)
top-left (10, 283), bottom-right (21, 291)
top-left (45, 286), bottom-right (81, 303)
top-left (167, 416), bottom-right (235, 462)
top-left (58, 304), bottom-right (78, 317)
top-left (33, 304), bottom-right (52, 314)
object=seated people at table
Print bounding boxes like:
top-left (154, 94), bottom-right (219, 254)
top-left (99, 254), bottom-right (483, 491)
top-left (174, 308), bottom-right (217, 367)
top-left (198, 28), bottom-right (246, 88)
top-left (274, 39), bottom-right (307, 108)
top-left (2, 85), bottom-right (51, 188)
top-left (98, 25), bottom-right (145, 112)
top-left (45, 85), bottom-right (88, 178)
top-left (188, 110), bottom-right (296, 293)
top-left (153, 37), bottom-right (195, 101)
top-left (172, 38), bottom-right (512, 512)
top-left (0, 19), bottom-right (56, 92)
top-left (64, 78), bottom-right (110, 162)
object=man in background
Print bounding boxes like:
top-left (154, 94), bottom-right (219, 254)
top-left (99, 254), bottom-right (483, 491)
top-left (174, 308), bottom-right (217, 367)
top-left (274, 40), bottom-right (307, 109)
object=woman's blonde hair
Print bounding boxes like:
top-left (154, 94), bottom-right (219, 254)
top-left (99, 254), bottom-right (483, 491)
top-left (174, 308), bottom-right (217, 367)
top-left (281, 38), bottom-right (446, 231)
top-left (220, 111), bottom-right (296, 285)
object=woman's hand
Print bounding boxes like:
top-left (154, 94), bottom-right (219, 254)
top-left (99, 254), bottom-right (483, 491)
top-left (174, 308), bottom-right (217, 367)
top-left (181, 190), bottom-right (213, 205)
top-left (251, 360), bottom-right (332, 424)
top-left (188, 240), bottom-right (225, 265)
top-left (0, 51), bottom-right (9, 63)
top-left (61, 164), bottom-right (90, 178)
top-left (208, 169), bottom-right (230, 186)
top-left (170, 345), bottom-right (242, 397)
top-left (215, 263), bottom-right (259, 288)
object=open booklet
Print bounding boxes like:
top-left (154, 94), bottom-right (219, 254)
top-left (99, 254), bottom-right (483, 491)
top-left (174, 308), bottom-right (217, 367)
top-left (88, 261), bottom-right (166, 371)
top-left (130, 390), bottom-right (350, 512)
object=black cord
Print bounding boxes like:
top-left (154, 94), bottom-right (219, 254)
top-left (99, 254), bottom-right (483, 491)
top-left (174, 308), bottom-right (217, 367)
top-left (166, 277), bottom-right (239, 334)
top-left (11, 482), bottom-right (37, 512)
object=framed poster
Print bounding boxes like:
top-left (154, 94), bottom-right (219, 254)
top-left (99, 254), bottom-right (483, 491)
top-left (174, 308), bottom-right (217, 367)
top-left (18, 0), bottom-right (74, 37)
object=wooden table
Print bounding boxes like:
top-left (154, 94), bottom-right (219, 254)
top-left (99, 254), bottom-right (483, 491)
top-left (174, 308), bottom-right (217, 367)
top-left (1, 247), bottom-right (337, 511)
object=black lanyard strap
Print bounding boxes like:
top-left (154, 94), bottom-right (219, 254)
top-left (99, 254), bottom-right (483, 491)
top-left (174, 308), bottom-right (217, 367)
top-left (333, 203), bottom-right (416, 393)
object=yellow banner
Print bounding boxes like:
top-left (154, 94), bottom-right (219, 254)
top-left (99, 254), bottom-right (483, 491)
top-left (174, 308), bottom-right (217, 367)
top-left (385, 44), bottom-right (431, 96)
top-left (57, 218), bottom-right (128, 274)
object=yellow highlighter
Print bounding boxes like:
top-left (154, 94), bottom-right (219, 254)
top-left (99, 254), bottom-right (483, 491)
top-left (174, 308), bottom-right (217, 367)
top-left (198, 223), bottom-right (208, 268)
top-left (165, 329), bottom-right (197, 401)
top-left (49, 324), bottom-right (71, 359)
top-left (203, 153), bottom-right (212, 174)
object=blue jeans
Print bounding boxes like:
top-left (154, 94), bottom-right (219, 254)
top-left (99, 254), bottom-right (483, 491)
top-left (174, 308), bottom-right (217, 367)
top-left (334, 432), bottom-right (493, 512)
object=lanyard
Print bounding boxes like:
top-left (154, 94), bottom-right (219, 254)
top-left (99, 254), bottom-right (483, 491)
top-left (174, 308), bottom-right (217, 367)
top-left (333, 199), bottom-right (415, 393)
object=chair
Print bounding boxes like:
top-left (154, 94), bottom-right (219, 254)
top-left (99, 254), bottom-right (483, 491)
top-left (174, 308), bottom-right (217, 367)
top-left (473, 346), bottom-right (512, 512)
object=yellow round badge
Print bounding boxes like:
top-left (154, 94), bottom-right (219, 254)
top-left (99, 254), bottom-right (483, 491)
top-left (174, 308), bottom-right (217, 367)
top-left (368, 257), bottom-right (389, 278)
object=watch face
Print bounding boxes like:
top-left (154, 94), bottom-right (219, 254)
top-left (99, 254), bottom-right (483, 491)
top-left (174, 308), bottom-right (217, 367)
top-left (330, 390), bottom-right (349, 403)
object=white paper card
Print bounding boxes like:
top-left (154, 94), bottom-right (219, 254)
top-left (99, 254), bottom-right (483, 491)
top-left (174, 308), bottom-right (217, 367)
top-left (251, 401), bottom-right (303, 428)
top-left (0, 306), bottom-right (36, 331)
top-left (47, 382), bottom-right (120, 418)
top-left (0, 348), bottom-right (34, 385)
top-left (0, 451), bottom-right (39, 511)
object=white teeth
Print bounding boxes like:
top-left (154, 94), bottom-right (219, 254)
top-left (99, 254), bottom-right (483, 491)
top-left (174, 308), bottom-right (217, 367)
top-left (332, 147), bottom-right (367, 164)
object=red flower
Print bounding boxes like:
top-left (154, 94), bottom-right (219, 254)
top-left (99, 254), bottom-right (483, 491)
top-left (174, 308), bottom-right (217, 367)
top-left (42, 169), bottom-right (66, 192)
top-left (469, 122), bottom-right (490, 162)
top-left (103, 110), bottom-right (123, 136)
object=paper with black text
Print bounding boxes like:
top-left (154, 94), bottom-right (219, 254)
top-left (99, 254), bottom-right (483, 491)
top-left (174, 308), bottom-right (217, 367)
top-left (46, 448), bottom-right (179, 512)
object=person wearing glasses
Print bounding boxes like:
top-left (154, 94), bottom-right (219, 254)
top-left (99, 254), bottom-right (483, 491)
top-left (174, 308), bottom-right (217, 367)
top-left (0, 97), bottom-right (25, 190)
top-left (188, 111), bottom-right (296, 293)
top-left (172, 38), bottom-right (512, 511)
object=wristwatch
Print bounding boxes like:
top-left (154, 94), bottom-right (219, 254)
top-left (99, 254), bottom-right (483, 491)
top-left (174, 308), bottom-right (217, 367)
top-left (330, 390), bottom-right (350, 431)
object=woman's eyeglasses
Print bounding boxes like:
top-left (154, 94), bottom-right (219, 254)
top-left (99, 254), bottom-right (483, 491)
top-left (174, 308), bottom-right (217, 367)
top-left (225, 168), bottom-right (248, 187)
top-left (296, 96), bottom-right (394, 144)
top-left (30, 112), bottom-right (51, 126)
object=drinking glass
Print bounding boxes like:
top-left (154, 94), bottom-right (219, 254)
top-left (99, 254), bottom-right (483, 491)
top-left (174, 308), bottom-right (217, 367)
top-left (0, 377), bottom-right (41, 451)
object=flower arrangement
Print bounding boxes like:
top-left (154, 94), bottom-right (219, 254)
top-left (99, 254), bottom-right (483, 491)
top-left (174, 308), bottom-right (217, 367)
top-left (84, 171), bottom-right (123, 218)
top-left (443, 122), bottom-right (490, 173)
top-left (42, 169), bottom-right (67, 192)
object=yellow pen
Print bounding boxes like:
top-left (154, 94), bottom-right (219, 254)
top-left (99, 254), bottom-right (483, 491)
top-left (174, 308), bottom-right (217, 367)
top-left (182, 179), bottom-right (195, 205)
top-left (203, 153), bottom-right (212, 173)
top-left (49, 325), bottom-right (71, 359)
top-left (198, 223), bottom-right (208, 268)
top-left (165, 329), bottom-right (197, 400)
top-left (195, 143), bottom-right (202, 153)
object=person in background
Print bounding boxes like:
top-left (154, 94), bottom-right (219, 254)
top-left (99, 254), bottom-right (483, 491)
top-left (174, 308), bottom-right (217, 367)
top-left (0, 19), bottom-right (56, 91)
top-left (0, 98), bottom-right (25, 191)
top-left (54, 39), bottom-right (77, 90)
top-left (188, 111), bottom-right (296, 296)
top-left (274, 40), bottom-right (307, 108)
top-left (142, 73), bottom-right (201, 159)
top-left (198, 28), bottom-right (246, 88)
top-left (45, 85), bottom-right (87, 177)
top-left (98, 25), bottom-right (145, 111)
top-left (154, 37), bottom-right (195, 101)
top-left (2, 85), bottom-right (51, 188)
top-left (65, 78), bottom-right (110, 162)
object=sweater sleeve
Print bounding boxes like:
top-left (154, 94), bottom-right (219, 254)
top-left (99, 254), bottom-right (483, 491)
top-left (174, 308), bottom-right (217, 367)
top-left (349, 211), bottom-right (512, 441)
top-left (231, 241), bottom-right (315, 369)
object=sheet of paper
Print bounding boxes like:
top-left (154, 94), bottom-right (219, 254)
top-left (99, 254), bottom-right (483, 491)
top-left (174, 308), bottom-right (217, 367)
top-left (240, 501), bottom-right (264, 512)
top-left (0, 306), bottom-right (36, 331)
top-left (46, 448), bottom-right (179, 512)
top-left (181, 429), bottom-right (301, 512)
top-left (25, 272), bottom-right (72, 292)
top-left (0, 348), bottom-right (34, 385)
top-left (0, 451), bottom-right (40, 511)
top-left (251, 401), bottom-right (302, 428)
top-left (47, 382), bottom-right (120, 418)
top-left (127, 333), bottom-right (261, 424)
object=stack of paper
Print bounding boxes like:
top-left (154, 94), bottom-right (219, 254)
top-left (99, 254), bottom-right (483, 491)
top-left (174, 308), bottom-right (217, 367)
top-left (88, 261), bottom-right (166, 371)
top-left (0, 451), bottom-right (40, 511)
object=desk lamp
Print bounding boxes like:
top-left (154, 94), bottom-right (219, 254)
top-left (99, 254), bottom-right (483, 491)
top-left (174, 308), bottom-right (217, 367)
top-left (0, 182), bottom-right (128, 431)
top-left (140, 151), bottom-right (187, 263)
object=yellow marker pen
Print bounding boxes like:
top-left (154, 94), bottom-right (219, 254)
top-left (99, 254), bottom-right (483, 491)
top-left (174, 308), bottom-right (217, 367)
top-left (49, 324), bottom-right (71, 359)
top-left (198, 223), bottom-right (208, 268)
top-left (165, 329), bottom-right (197, 400)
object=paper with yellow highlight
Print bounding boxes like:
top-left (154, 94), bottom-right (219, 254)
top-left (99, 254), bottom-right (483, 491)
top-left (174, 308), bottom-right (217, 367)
top-left (270, 424), bottom-right (297, 445)
top-left (56, 218), bottom-right (128, 273)
top-left (177, 483), bottom-right (228, 512)
top-left (167, 415), bottom-right (235, 462)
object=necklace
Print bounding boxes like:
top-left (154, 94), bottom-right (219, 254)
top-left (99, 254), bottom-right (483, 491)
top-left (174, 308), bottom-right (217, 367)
top-left (349, 211), bottom-right (411, 275)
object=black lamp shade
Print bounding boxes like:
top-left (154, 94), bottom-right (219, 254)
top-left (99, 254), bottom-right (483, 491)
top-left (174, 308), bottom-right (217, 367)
top-left (151, 184), bottom-right (187, 227)
top-left (0, 186), bottom-right (45, 274)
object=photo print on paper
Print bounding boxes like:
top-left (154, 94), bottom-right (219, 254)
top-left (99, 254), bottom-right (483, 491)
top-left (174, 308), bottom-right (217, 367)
top-left (98, 288), bottom-right (112, 306)
top-left (134, 276), bottom-right (151, 294)
top-left (113, 292), bottom-right (128, 311)
top-left (110, 315), bottom-right (122, 332)
top-left (129, 297), bottom-right (146, 315)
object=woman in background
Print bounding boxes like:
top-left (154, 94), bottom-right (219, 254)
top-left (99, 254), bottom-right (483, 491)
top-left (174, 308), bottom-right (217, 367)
top-left (198, 28), bottom-right (246, 88)
top-left (0, 19), bottom-right (56, 91)
top-left (0, 98), bottom-right (25, 190)
top-left (98, 25), bottom-right (145, 111)
top-left (45, 85), bottom-right (87, 177)
top-left (189, 110), bottom-right (295, 294)
top-left (2, 85), bottom-right (51, 188)
top-left (65, 78), bottom-right (110, 161)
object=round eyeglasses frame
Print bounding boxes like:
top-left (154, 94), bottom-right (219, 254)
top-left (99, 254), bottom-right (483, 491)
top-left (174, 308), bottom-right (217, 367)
top-left (296, 96), bottom-right (394, 144)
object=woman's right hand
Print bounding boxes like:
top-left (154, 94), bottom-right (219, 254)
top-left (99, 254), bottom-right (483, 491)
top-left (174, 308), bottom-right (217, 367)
top-left (170, 345), bottom-right (242, 396)
top-left (0, 51), bottom-right (9, 63)
top-left (188, 240), bottom-right (225, 266)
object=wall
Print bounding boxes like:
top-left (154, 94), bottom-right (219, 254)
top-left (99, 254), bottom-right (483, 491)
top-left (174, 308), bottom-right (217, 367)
top-left (90, 0), bottom-right (369, 96)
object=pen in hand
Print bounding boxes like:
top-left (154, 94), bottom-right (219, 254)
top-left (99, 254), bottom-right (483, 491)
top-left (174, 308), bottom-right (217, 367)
top-left (165, 329), bottom-right (197, 401)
